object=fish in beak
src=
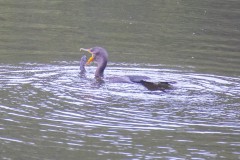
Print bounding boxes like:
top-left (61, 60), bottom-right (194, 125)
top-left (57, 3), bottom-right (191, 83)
top-left (80, 48), bottom-right (94, 65)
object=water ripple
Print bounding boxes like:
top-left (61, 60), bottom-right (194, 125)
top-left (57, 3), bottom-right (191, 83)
top-left (1, 62), bottom-right (240, 159)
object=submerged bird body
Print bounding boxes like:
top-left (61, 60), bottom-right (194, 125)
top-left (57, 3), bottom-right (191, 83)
top-left (107, 75), bottom-right (150, 83)
top-left (80, 46), bottom-right (174, 91)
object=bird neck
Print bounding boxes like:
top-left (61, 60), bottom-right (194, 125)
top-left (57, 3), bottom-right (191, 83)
top-left (95, 60), bottom-right (107, 78)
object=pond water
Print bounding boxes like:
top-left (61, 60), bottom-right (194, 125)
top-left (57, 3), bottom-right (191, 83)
top-left (0, 0), bottom-right (240, 159)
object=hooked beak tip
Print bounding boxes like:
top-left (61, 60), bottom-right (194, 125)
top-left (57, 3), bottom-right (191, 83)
top-left (80, 48), bottom-right (93, 54)
top-left (80, 47), bottom-right (94, 65)
top-left (80, 48), bottom-right (88, 52)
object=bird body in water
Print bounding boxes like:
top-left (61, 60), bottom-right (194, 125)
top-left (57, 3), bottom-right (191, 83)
top-left (80, 46), bottom-right (174, 91)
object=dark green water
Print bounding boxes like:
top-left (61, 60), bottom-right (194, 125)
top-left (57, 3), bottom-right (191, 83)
top-left (0, 0), bottom-right (240, 159)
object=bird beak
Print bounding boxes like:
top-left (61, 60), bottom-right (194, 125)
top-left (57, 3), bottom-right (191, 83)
top-left (80, 48), bottom-right (94, 65)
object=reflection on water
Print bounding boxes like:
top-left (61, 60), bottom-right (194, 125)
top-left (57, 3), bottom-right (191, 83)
top-left (1, 62), bottom-right (240, 159)
top-left (1, 0), bottom-right (240, 159)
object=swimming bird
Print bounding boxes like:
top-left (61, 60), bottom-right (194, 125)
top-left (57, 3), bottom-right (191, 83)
top-left (80, 46), bottom-right (174, 91)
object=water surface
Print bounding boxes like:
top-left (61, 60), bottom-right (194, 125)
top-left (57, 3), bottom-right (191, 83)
top-left (0, 0), bottom-right (240, 159)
